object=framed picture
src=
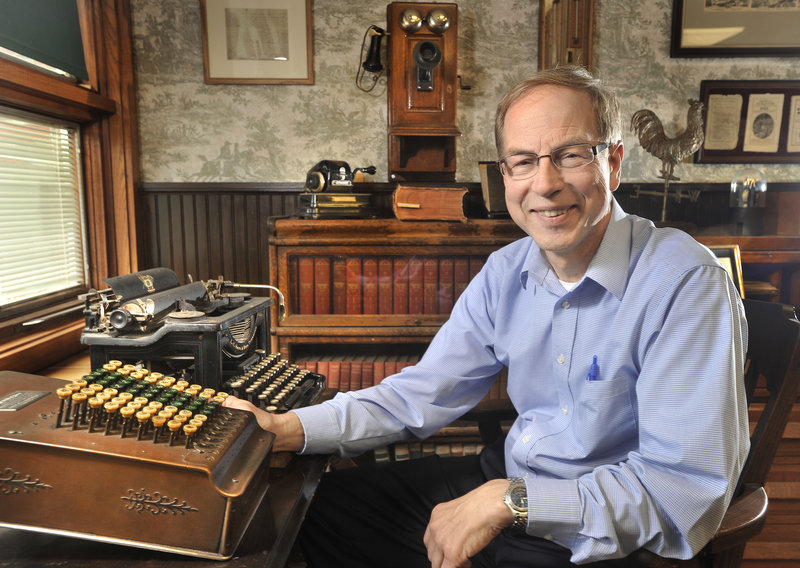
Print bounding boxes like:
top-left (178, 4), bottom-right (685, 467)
top-left (696, 80), bottom-right (800, 164)
top-left (709, 245), bottom-right (745, 299)
top-left (671, 0), bottom-right (800, 58)
top-left (200, 0), bottom-right (314, 85)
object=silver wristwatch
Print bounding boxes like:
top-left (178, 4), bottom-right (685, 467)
top-left (503, 477), bottom-right (528, 531)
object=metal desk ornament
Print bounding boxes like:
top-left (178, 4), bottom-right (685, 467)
top-left (631, 99), bottom-right (705, 223)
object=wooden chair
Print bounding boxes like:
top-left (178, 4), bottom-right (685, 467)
top-left (464, 298), bottom-right (800, 568)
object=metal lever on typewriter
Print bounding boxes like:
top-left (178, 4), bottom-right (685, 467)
top-left (223, 282), bottom-right (286, 321)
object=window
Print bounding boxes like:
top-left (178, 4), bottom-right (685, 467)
top-left (0, 1), bottom-right (137, 374)
top-left (0, 106), bottom-right (89, 316)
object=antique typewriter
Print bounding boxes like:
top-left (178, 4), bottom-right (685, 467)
top-left (0, 268), bottom-right (326, 559)
top-left (80, 267), bottom-right (298, 391)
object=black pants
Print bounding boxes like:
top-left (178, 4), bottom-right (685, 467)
top-left (298, 441), bottom-right (633, 568)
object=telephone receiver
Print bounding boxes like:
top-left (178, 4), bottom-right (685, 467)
top-left (362, 26), bottom-right (384, 73)
top-left (304, 161), bottom-right (377, 193)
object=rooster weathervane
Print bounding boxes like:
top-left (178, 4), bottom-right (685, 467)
top-left (631, 99), bottom-right (705, 222)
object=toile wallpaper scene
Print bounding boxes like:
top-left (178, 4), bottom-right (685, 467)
top-left (131, 0), bottom-right (800, 185)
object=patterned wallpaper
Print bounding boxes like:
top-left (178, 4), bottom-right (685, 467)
top-left (131, 0), bottom-right (800, 185)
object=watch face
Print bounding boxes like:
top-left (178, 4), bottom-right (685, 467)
top-left (509, 484), bottom-right (527, 510)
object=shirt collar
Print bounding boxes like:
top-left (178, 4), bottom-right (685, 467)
top-left (519, 199), bottom-right (631, 299)
top-left (584, 199), bottom-right (631, 299)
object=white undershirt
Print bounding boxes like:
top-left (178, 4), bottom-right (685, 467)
top-left (559, 279), bottom-right (577, 292)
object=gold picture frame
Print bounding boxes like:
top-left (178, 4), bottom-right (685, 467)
top-left (200, 0), bottom-right (314, 85)
top-left (709, 245), bottom-right (745, 299)
top-left (672, 0), bottom-right (800, 57)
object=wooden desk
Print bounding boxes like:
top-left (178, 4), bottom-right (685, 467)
top-left (0, 453), bottom-right (328, 568)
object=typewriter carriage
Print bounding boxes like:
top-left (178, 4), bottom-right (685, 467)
top-left (79, 268), bottom-right (279, 390)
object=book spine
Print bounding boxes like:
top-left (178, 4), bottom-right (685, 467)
top-left (408, 257), bottom-right (424, 314)
top-left (316, 356), bottom-right (330, 382)
top-left (350, 356), bottom-right (363, 391)
top-left (373, 355), bottom-right (387, 384)
top-left (384, 355), bottom-right (397, 376)
top-left (438, 256), bottom-right (454, 314)
top-left (423, 257), bottom-right (439, 314)
top-left (290, 257), bottom-right (300, 315)
top-left (378, 257), bottom-right (394, 314)
top-left (393, 257), bottom-right (409, 314)
top-left (339, 359), bottom-right (351, 392)
top-left (332, 257), bottom-right (347, 314)
top-left (361, 355), bottom-right (375, 388)
top-left (298, 256), bottom-right (315, 314)
top-left (453, 256), bottom-right (469, 303)
top-left (327, 359), bottom-right (341, 391)
top-left (314, 256), bottom-right (331, 314)
top-left (346, 257), bottom-right (363, 314)
top-left (362, 257), bottom-right (379, 315)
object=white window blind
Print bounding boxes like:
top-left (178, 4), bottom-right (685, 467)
top-left (0, 106), bottom-right (88, 309)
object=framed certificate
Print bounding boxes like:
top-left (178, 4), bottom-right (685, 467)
top-left (697, 80), bottom-right (800, 164)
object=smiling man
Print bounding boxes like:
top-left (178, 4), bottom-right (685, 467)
top-left (224, 66), bottom-right (749, 568)
top-left (498, 83), bottom-right (621, 283)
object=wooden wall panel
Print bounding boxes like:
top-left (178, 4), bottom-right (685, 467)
top-left (140, 183), bottom-right (304, 286)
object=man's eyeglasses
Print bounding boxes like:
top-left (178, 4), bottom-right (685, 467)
top-left (499, 143), bottom-right (610, 181)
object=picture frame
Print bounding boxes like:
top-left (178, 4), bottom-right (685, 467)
top-left (709, 245), bottom-right (745, 299)
top-left (696, 80), bottom-right (800, 164)
top-left (671, 0), bottom-right (800, 58)
top-left (200, 0), bottom-right (314, 85)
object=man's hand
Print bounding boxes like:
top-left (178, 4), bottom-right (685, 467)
top-left (222, 396), bottom-right (305, 452)
top-left (423, 478), bottom-right (514, 568)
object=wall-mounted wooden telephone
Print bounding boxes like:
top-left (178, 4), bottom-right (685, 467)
top-left (385, 2), bottom-right (460, 183)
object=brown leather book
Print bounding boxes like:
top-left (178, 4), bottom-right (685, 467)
top-left (392, 185), bottom-right (468, 221)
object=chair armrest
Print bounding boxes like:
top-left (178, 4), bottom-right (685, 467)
top-left (624, 486), bottom-right (767, 567)
top-left (707, 485), bottom-right (768, 553)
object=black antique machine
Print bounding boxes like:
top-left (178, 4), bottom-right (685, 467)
top-left (79, 268), bottom-right (295, 392)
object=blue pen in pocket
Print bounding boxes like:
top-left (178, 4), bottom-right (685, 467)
top-left (586, 355), bottom-right (599, 381)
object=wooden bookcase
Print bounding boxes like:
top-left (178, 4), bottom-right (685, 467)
top-left (267, 218), bottom-right (524, 389)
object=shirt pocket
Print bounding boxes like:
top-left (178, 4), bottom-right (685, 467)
top-left (572, 374), bottom-right (637, 459)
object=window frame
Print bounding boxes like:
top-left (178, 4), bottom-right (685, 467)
top-left (0, 0), bottom-right (140, 372)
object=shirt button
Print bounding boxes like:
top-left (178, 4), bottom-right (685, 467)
top-left (557, 354), bottom-right (565, 364)
top-left (561, 300), bottom-right (570, 309)
top-left (562, 406), bottom-right (569, 414)
top-left (523, 435), bottom-right (531, 444)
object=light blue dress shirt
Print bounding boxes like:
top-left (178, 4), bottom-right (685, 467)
top-left (293, 200), bottom-right (749, 563)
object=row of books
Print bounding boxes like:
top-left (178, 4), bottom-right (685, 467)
top-left (294, 354), bottom-right (511, 401)
top-left (292, 255), bottom-right (488, 316)
top-left (373, 441), bottom-right (486, 463)
top-left (294, 353), bottom-right (421, 391)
